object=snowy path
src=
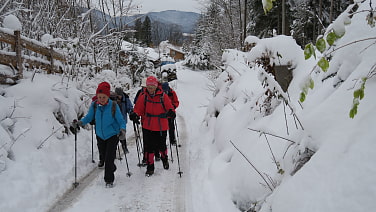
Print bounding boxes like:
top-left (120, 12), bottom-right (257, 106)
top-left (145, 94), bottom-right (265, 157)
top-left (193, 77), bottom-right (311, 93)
top-left (47, 68), bottom-right (212, 212)
top-left (49, 114), bottom-right (188, 212)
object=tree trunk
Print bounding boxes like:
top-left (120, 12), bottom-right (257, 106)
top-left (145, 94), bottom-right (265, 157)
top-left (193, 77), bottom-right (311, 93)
top-left (243, 0), bottom-right (247, 44)
top-left (14, 31), bottom-right (23, 79)
top-left (330, 0), bottom-right (334, 23)
top-left (282, 0), bottom-right (286, 35)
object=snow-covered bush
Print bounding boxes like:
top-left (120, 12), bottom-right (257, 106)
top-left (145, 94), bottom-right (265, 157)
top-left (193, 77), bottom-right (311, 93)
top-left (202, 1), bottom-right (376, 211)
top-left (184, 47), bottom-right (215, 70)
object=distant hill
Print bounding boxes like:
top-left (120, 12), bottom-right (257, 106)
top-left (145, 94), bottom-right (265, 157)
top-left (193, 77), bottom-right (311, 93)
top-left (88, 9), bottom-right (200, 45)
top-left (146, 10), bottom-right (201, 33)
top-left (117, 10), bottom-right (201, 33)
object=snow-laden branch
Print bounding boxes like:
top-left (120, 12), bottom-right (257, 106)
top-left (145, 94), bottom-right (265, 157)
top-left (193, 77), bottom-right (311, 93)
top-left (37, 126), bottom-right (64, 149)
top-left (229, 140), bottom-right (274, 191)
top-left (248, 128), bottom-right (296, 144)
top-left (258, 68), bottom-right (305, 130)
top-left (0, 0), bottom-right (12, 16)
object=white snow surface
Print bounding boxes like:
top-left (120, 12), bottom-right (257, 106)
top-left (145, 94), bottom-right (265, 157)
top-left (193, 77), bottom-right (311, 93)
top-left (1, 0), bottom-right (376, 211)
top-left (2, 14), bottom-right (22, 31)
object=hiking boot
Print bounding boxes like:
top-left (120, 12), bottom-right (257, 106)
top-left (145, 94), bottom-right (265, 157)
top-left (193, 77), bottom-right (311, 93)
top-left (146, 164), bottom-right (155, 176)
top-left (141, 158), bottom-right (147, 167)
top-left (105, 182), bottom-right (114, 188)
top-left (98, 161), bottom-right (104, 168)
top-left (161, 157), bottom-right (169, 170)
top-left (155, 154), bottom-right (161, 161)
top-left (170, 139), bottom-right (177, 146)
top-left (145, 169), bottom-right (154, 176)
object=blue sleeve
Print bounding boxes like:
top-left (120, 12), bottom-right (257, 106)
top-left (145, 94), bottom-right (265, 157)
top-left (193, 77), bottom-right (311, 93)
top-left (126, 98), bottom-right (133, 114)
top-left (115, 104), bottom-right (127, 130)
top-left (80, 102), bottom-right (95, 125)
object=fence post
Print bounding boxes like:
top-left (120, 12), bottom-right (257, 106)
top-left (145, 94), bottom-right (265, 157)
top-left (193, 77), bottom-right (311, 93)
top-left (14, 30), bottom-right (23, 79)
top-left (48, 46), bottom-right (53, 74)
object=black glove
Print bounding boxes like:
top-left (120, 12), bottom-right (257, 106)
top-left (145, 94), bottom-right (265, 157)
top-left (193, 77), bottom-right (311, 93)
top-left (70, 119), bottom-right (81, 134)
top-left (167, 110), bottom-right (176, 119)
top-left (72, 119), bottom-right (83, 128)
top-left (129, 112), bottom-right (140, 124)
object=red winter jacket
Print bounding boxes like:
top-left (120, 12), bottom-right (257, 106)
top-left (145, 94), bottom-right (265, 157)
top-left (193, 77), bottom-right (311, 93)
top-left (166, 89), bottom-right (179, 109)
top-left (134, 88), bottom-right (174, 131)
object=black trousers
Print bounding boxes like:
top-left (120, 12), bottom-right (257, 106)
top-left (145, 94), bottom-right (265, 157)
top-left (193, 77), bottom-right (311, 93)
top-left (97, 135), bottom-right (119, 183)
top-left (142, 128), bottom-right (167, 165)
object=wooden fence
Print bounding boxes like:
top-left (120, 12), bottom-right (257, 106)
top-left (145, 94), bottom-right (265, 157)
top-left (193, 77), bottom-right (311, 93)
top-left (0, 28), bottom-right (66, 84)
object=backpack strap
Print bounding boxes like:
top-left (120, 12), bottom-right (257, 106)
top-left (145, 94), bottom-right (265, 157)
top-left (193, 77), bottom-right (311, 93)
top-left (144, 93), bottom-right (168, 134)
top-left (144, 93), bottom-right (167, 112)
top-left (123, 92), bottom-right (129, 99)
top-left (111, 101), bottom-right (117, 117)
top-left (160, 94), bottom-right (167, 112)
top-left (90, 100), bottom-right (116, 125)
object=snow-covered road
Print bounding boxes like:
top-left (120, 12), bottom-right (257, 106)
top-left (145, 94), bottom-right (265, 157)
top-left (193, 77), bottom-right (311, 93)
top-left (49, 113), bottom-right (188, 212)
top-left (47, 66), bottom-right (215, 212)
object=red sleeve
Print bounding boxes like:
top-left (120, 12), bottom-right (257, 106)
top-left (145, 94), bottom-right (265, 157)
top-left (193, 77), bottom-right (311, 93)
top-left (163, 93), bottom-right (174, 111)
top-left (134, 93), bottom-right (145, 116)
top-left (171, 90), bottom-right (179, 109)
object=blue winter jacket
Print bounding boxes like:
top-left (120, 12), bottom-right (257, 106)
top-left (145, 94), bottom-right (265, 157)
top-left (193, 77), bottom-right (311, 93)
top-left (80, 99), bottom-right (126, 140)
top-left (118, 93), bottom-right (133, 124)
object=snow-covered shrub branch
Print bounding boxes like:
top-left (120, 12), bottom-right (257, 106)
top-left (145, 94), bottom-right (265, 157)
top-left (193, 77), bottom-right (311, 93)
top-left (301, 1), bottom-right (376, 118)
top-left (229, 140), bottom-right (274, 191)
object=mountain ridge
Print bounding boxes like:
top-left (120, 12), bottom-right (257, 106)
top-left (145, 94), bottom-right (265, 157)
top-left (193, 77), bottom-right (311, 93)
top-left (120, 10), bottom-right (200, 33)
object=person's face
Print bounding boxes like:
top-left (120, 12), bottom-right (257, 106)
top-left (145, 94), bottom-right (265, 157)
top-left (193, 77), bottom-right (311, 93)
top-left (97, 93), bottom-right (109, 105)
top-left (146, 85), bottom-right (157, 94)
top-left (116, 95), bottom-right (122, 103)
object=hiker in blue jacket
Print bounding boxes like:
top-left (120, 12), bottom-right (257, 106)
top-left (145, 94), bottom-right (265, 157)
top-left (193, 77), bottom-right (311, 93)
top-left (74, 82), bottom-right (126, 187)
top-left (115, 87), bottom-right (133, 154)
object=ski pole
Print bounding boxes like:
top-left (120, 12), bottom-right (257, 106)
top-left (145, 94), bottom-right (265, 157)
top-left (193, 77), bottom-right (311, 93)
top-left (120, 142), bottom-right (132, 177)
top-left (91, 125), bottom-right (95, 163)
top-left (168, 119), bottom-right (174, 163)
top-left (73, 122), bottom-right (79, 188)
top-left (135, 123), bottom-right (146, 166)
top-left (169, 142), bottom-right (174, 163)
top-left (117, 143), bottom-right (122, 160)
top-left (135, 123), bottom-right (143, 150)
top-left (174, 119), bottom-right (181, 147)
top-left (175, 140), bottom-right (183, 178)
top-left (133, 121), bottom-right (142, 167)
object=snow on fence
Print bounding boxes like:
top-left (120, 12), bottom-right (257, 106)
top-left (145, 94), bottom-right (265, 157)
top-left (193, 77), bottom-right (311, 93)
top-left (0, 28), bottom-right (66, 84)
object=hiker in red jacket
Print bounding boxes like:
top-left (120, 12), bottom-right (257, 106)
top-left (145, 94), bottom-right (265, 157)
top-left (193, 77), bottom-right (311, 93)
top-left (130, 76), bottom-right (175, 176)
top-left (162, 82), bottom-right (179, 145)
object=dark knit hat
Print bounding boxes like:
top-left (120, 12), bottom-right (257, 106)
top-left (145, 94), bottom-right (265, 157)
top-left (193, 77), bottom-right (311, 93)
top-left (115, 87), bottom-right (123, 96)
top-left (96, 82), bottom-right (111, 97)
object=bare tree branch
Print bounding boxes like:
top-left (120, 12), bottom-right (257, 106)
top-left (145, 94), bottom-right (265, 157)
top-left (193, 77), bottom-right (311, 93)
top-left (37, 126), bottom-right (64, 149)
top-left (229, 140), bottom-right (273, 191)
top-left (248, 128), bottom-right (296, 144)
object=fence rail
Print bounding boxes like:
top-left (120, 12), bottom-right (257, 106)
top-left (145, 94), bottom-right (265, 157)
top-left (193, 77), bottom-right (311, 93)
top-left (0, 28), bottom-right (66, 84)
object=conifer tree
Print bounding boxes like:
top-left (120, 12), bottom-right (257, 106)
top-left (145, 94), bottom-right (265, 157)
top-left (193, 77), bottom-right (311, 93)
top-left (134, 18), bottom-right (143, 44)
top-left (142, 16), bottom-right (152, 46)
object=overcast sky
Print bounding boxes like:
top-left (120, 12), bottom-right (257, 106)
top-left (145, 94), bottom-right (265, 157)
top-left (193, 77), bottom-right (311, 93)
top-left (135, 0), bottom-right (204, 13)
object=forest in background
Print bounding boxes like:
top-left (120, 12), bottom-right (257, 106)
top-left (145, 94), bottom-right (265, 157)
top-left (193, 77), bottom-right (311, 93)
top-left (186, 0), bottom-right (351, 68)
top-left (1, 0), bottom-right (352, 80)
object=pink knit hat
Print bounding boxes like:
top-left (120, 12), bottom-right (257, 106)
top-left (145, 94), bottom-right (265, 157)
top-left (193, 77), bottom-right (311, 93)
top-left (146, 76), bottom-right (158, 87)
